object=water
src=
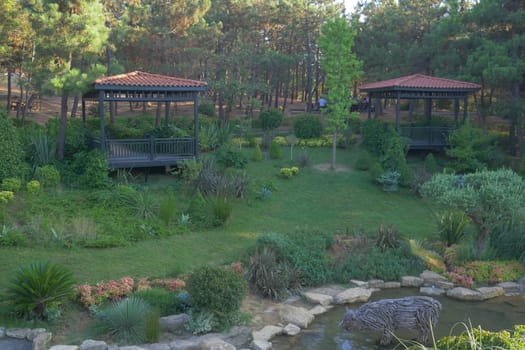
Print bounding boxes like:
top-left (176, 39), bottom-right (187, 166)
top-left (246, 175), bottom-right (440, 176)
top-left (273, 288), bottom-right (525, 350)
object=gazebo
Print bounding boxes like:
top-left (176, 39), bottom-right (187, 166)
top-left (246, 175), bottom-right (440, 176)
top-left (84, 71), bottom-right (207, 168)
top-left (359, 74), bottom-right (481, 149)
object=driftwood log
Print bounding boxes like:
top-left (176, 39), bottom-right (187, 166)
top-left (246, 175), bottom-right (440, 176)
top-left (339, 296), bottom-right (442, 345)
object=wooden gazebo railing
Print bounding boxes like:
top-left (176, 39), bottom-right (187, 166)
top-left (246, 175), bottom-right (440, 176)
top-left (94, 137), bottom-right (196, 168)
top-left (400, 126), bottom-right (453, 150)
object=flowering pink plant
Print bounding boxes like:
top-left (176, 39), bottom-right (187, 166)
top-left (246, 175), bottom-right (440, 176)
top-left (76, 276), bottom-right (185, 308)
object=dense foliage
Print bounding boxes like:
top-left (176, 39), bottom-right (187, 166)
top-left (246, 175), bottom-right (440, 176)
top-left (0, 113), bottom-right (26, 181)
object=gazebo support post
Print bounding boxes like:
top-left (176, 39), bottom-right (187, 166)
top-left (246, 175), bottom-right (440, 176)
top-left (165, 101), bottom-right (170, 126)
top-left (463, 96), bottom-right (468, 122)
top-left (395, 92), bottom-right (401, 130)
top-left (367, 93), bottom-right (372, 120)
top-left (193, 93), bottom-right (199, 161)
top-left (81, 97), bottom-right (86, 124)
top-left (454, 99), bottom-right (459, 125)
top-left (99, 90), bottom-right (106, 153)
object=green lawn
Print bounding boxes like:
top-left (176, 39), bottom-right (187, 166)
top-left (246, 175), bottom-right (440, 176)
top-left (0, 146), bottom-right (438, 288)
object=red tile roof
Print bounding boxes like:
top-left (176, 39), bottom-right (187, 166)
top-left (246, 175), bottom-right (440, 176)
top-left (95, 71), bottom-right (207, 88)
top-left (359, 74), bottom-right (480, 91)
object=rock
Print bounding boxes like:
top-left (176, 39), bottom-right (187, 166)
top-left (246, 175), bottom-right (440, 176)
top-left (307, 286), bottom-right (345, 297)
top-left (49, 346), bottom-right (80, 350)
top-left (446, 287), bottom-right (482, 301)
top-left (6, 328), bottom-right (30, 339)
top-left (368, 279), bottom-right (385, 288)
top-left (252, 325), bottom-right (283, 341)
top-left (350, 280), bottom-right (368, 288)
top-left (401, 276), bottom-right (424, 287)
top-left (119, 347), bottom-right (148, 350)
top-left (283, 324), bottom-right (301, 336)
top-left (476, 287), bottom-right (504, 300)
top-left (302, 291), bottom-right (333, 306)
top-left (250, 340), bottom-right (272, 350)
top-left (26, 328), bottom-right (47, 340)
top-left (169, 338), bottom-right (201, 350)
top-left (200, 337), bottom-right (236, 350)
top-left (420, 270), bottom-right (448, 285)
top-left (420, 286), bottom-right (445, 296)
top-left (136, 344), bottom-right (170, 350)
top-left (519, 276), bottom-right (525, 294)
top-left (32, 331), bottom-right (52, 350)
top-left (0, 327), bottom-right (4, 337)
top-left (80, 339), bottom-right (108, 350)
top-left (279, 304), bottom-right (315, 328)
top-left (383, 282), bottom-right (401, 289)
top-left (160, 314), bottom-right (190, 332)
top-left (434, 280), bottom-right (455, 290)
top-left (333, 287), bottom-right (372, 304)
top-left (309, 305), bottom-right (330, 315)
top-left (498, 282), bottom-right (521, 295)
top-left (222, 326), bottom-right (252, 349)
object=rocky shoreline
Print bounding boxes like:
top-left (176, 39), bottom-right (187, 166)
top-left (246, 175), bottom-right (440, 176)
top-left (2, 270), bottom-right (524, 350)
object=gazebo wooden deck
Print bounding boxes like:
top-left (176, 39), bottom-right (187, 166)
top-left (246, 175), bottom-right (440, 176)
top-left (359, 74), bottom-right (481, 150)
top-left (84, 71), bottom-right (207, 169)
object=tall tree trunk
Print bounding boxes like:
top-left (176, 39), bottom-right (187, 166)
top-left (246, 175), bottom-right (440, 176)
top-left (7, 67), bottom-right (12, 114)
top-left (70, 95), bottom-right (79, 118)
top-left (57, 93), bottom-right (69, 160)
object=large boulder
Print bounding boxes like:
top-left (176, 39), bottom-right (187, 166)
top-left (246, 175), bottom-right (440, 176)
top-left (420, 286), bottom-right (445, 297)
top-left (283, 324), bottom-right (301, 336)
top-left (79, 339), bottom-right (108, 350)
top-left (498, 282), bottom-right (521, 295)
top-left (250, 340), bottom-right (272, 350)
top-left (279, 305), bottom-right (314, 328)
top-left (49, 346), bottom-right (80, 350)
top-left (446, 287), bottom-right (482, 301)
top-left (400, 276), bottom-right (424, 287)
top-left (160, 314), bottom-right (190, 333)
top-left (302, 291), bottom-right (333, 306)
top-left (420, 270), bottom-right (448, 286)
top-left (252, 325), bottom-right (283, 342)
top-left (334, 287), bottom-right (372, 304)
top-left (476, 287), bottom-right (504, 300)
top-left (200, 337), bottom-right (236, 350)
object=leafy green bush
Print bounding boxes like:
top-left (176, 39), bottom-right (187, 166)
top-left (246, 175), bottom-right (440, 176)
top-left (200, 122), bottom-right (234, 151)
top-left (424, 153), bottom-right (439, 173)
top-left (215, 145), bottom-right (248, 169)
top-left (1, 178), bottom-right (21, 192)
top-left (0, 225), bottom-right (28, 247)
top-left (269, 140), bottom-right (281, 159)
top-left (354, 150), bottom-right (373, 171)
top-left (251, 144), bottom-right (262, 161)
top-left (0, 190), bottom-right (14, 204)
top-left (0, 112), bottom-right (26, 181)
top-left (185, 309), bottom-right (214, 334)
top-left (96, 296), bottom-right (151, 345)
top-left (259, 108), bottom-right (283, 132)
top-left (35, 164), bottom-right (60, 188)
top-left (490, 219), bottom-right (525, 263)
top-left (293, 114), bottom-right (323, 139)
top-left (211, 196), bottom-right (232, 226)
top-left (26, 180), bottom-right (41, 194)
top-left (47, 118), bottom-right (89, 159)
top-left (68, 150), bottom-right (110, 189)
top-left (186, 265), bottom-right (247, 331)
top-left (436, 324), bottom-right (525, 350)
top-left (146, 125), bottom-right (188, 138)
top-left (5, 262), bottom-right (75, 320)
top-left (361, 119), bottom-right (389, 156)
top-left (198, 102), bottom-right (216, 117)
top-left (159, 193), bottom-right (176, 226)
top-left (437, 210), bottom-right (470, 247)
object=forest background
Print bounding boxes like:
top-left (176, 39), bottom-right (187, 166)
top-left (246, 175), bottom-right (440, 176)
top-left (1, 0), bottom-right (524, 158)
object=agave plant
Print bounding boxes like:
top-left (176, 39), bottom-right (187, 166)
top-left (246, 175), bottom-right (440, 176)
top-left (96, 296), bottom-right (151, 345)
top-left (5, 261), bottom-right (75, 320)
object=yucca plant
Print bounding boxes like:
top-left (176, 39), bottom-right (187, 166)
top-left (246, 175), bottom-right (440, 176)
top-left (375, 224), bottom-right (401, 251)
top-left (4, 261), bottom-right (75, 320)
top-left (97, 296), bottom-right (151, 345)
top-left (437, 210), bottom-right (471, 247)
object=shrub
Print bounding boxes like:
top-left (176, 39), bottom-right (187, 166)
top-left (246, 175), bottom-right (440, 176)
top-left (269, 140), bottom-right (281, 159)
top-left (26, 180), bottom-right (41, 194)
top-left (0, 190), bottom-right (14, 204)
top-left (35, 164), bottom-right (60, 188)
top-left (437, 210), bottom-right (470, 247)
top-left (376, 171), bottom-right (400, 192)
top-left (245, 246), bottom-right (302, 299)
top-left (185, 309), bottom-right (214, 335)
top-left (96, 296), bottom-right (150, 345)
top-left (198, 102), bottom-right (216, 117)
top-left (211, 196), bottom-right (232, 226)
top-left (159, 193), bottom-right (176, 226)
top-left (5, 262), bottom-right (75, 320)
top-left (252, 143), bottom-right (262, 162)
top-left (259, 108), bottom-right (283, 132)
top-left (0, 111), bottom-right (25, 181)
top-left (354, 150), bottom-right (373, 171)
top-left (375, 225), bottom-right (401, 251)
top-left (64, 150), bottom-right (110, 189)
top-left (436, 324), bottom-right (525, 350)
top-left (490, 219), bottom-right (525, 263)
top-left (185, 265), bottom-right (247, 330)
top-left (424, 153), bottom-right (439, 173)
top-left (361, 119), bottom-right (388, 156)
top-left (293, 114), bottom-right (323, 139)
top-left (132, 288), bottom-right (184, 316)
top-left (215, 146), bottom-right (248, 169)
top-left (0, 225), bottom-right (28, 247)
top-left (2, 178), bottom-right (21, 192)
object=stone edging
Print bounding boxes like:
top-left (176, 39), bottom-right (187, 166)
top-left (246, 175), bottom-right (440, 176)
top-left (2, 270), bottom-right (523, 350)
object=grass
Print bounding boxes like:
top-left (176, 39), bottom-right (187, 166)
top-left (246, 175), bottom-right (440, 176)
top-left (0, 146), bottom-right (439, 331)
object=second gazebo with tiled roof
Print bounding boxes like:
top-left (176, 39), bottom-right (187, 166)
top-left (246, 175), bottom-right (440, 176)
top-left (87, 71), bottom-right (207, 168)
top-left (359, 74), bottom-right (481, 149)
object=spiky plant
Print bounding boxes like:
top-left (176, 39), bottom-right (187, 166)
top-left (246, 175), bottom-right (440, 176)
top-left (5, 261), bottom-right (75, 320)
top-left (97, 296), bottom-right (151, 345)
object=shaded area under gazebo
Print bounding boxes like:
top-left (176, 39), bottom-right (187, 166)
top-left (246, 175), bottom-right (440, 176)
top-left (359, 74), bottom-right (481, 150)
top-left (83, 71), bottom-right (207, 169)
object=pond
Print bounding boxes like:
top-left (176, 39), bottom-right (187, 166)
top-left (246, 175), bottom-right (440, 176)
top-left (272, 288), bottom-right (525, 350)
